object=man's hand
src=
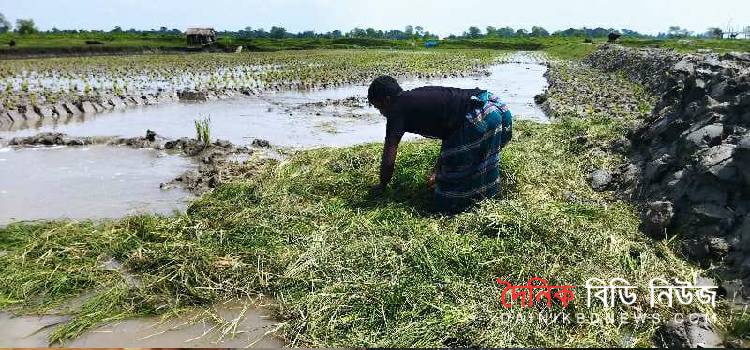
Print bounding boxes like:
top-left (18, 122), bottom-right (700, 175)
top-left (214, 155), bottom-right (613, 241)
top-left (427, 172), bottom-right (437, 190)
top-left (428, 158), bottom-right (439, 190)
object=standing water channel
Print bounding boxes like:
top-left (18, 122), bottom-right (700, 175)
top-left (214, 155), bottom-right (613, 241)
top-left (0, 58), bottom-right (548, 225)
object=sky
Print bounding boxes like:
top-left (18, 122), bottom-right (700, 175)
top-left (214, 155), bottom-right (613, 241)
top-left (1, 0), bottom-right (749, 37)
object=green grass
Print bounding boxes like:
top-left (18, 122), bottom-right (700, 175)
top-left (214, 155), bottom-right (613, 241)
top-left (543, 41), bottom-right (599, 60)
top-left (0, 33), bottom-right (183, 49)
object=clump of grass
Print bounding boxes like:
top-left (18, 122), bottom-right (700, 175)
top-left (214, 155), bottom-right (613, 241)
top-left (194, 116), bottom-right (211, 146)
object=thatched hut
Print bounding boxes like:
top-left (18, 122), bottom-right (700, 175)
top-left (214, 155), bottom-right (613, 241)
top-left (186, 28), bottom-right (217, 47)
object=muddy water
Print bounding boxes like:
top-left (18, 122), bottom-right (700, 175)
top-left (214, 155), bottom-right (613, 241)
top-left (0, 98), bottom-right (383, 148)
top-left (66, 302), bottom-right (284, 348)
top-left (0, 301), bottom-right (284, 348)
top-left (0, 313), bottom-right (69, 347)
top-left (0, 62), bottom-right (548, 148)
top-left (0, 145), bottom-right (192, 225)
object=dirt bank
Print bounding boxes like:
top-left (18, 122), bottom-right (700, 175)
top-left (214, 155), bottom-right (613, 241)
top-left (586, 45), bottom-right (750, 301)
top-left (540, 54), bottom-right (738, 348)
top-left (0, 89), bottom-right (254, 131)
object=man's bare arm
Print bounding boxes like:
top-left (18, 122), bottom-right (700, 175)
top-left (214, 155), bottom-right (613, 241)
top-left (379, 140), bottom-right (399, 187)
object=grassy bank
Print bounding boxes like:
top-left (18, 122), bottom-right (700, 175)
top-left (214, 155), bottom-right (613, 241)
top-left (0, 63), bottom-right (723, 347)
top-left (620, 38), bottom-right (750, 53)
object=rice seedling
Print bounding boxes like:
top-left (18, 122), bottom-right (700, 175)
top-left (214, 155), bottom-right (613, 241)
top-left (0, 50), bottom-right (505, 112)
top-left (194, 116), bottom-right (211, 146)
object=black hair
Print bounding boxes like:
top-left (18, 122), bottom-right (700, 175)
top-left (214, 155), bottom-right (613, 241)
top-left (368, 75), bottom-right (402, 104)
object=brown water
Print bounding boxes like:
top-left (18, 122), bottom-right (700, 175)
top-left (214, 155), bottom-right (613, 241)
top-left (0, 62), bottom-right (548, 148)
top-left (0, 301), bottom-right (284, 348)
top-left (0, 145), bottom-right (193, 226)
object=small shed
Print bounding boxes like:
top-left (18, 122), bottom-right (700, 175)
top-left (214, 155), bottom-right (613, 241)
top-left (186, 28), bottom-right (217, 47)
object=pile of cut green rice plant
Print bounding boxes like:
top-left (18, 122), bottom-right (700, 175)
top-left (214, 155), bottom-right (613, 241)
top-left (0, 117), bottom-right (722, 347)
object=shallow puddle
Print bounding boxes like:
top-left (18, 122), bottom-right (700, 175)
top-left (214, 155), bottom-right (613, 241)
top-left (0, 312), bottom-right (69, 347)
top-left (65, 301), bottom-right (284, 348)
top-left (1, 62), bottom-right (548, 148)
top-left (402, 63), bottom-right (549, 121)
top-left (0, 301), bottom-right (284, 348)
top-left (0, 145), bottom-right (193, 225)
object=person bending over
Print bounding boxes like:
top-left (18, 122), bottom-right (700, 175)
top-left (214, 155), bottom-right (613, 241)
top-left (367, 75), bottom-right (513, 214)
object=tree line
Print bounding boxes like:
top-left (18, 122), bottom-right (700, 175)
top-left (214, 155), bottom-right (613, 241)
top-left (0, 12), bottom-right (745, 40)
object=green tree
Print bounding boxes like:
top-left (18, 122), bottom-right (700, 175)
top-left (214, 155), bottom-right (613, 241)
top-left (15, 18), bottom-right (37, 34)
top-left (485, 26), bottom-right (497, 36)
top-left (414, 26), bottom-right (424, 37)
top-left (497, 27), bottom-right (515, 37)
top-left (466, 26), bottom-right (481, 38)
top-left (348, 27), bottom-right (366, 37)
top-left (706, 27), bottom-right (723, 39)
top-left (298, 30), bottom-right (316, 38)
top-left (531, 26), bottom-right (550, 37)
top-left (404, 25), bottom-right (414, 37)
top-left (516, 28), bottom-right (528, 36)
top-left (0, 13), bottom-right (11, 33)
top-left (269, 26), bottom-right (287, 39)
top-left (667, 26), bottom-right (691, 38)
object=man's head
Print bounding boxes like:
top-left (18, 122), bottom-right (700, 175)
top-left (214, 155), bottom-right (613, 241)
top-left (368, 75), bottom-right (402, 115)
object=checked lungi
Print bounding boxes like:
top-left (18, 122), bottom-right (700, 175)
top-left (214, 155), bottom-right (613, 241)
top-left (434, 91), bottom-right (513, 213)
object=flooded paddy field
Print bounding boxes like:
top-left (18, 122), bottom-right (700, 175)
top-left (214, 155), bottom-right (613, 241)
top-left (1, 53), bottom-right (548, 146)
top-left (0, 50), bottom-right (499, 114)
top-left (0, 54), bottom-right (547, 224)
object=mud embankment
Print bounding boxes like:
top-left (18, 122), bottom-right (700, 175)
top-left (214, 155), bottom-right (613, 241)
top-left (587, 46), bottom-right (750, 285)
top-left (0, 89), bottom-right (256, 131)
top-left (540, 48), bottom-right (745, 348)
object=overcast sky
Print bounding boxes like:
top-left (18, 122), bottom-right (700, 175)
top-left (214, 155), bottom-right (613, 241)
top-left (1, 0), bottom-right (749, 36)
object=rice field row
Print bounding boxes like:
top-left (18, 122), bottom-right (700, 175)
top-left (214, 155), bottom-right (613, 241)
top-left (0, 50), bottom-right (504, 110)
